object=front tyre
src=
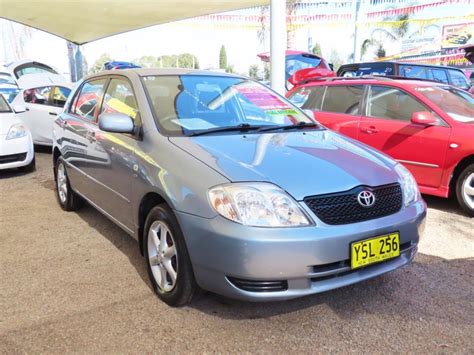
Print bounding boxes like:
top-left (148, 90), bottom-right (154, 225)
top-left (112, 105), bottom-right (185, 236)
top-left (456, 163), bottom-right (474, 217)
top-left (144, 204), bottom-right (198, 306)
top-left (54, 157), bottom-right (82, 211)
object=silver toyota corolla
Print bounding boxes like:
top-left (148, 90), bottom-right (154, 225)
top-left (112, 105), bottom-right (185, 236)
top-left (52, 69), bottom-right (426, 306)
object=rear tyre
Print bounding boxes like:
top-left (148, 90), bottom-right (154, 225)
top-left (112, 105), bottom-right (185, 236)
top-left (144, 204), bottom-right (198, 306)
top-left (54, 156), bottom-right (82, 211)
top-left (20, 156), bottom-right (35, 173)
top-left (456, 163), bottom-right (474, 217)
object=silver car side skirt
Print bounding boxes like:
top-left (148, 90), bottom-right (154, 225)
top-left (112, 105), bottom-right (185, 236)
top-left (396, 159), bottom-right (439, 168)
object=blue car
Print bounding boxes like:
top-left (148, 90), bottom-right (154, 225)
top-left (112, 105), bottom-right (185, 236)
top-left (52, 69), bottom-right (426, 306)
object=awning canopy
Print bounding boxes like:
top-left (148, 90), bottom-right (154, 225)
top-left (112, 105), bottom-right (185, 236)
top-left (0, 0), bottom-right (269, 45)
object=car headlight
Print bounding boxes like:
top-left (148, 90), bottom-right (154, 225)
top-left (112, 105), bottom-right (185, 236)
top-left (6, 123), bottom-right (28, 140)
top-left (395, 164), bottom-right (420, 206)
top-left (208, 182), bottom-right (312, 227)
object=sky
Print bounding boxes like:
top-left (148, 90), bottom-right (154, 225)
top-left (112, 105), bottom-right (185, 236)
top-left (0, 1), bottom-right (469, 78)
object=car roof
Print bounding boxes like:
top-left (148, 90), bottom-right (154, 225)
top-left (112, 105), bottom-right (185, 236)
top-left (339, 61), bottom-right (464, 72)
top-left (85, 68), bottom-right (245, 80)
top-left (295, 76), bottom-right (448, 89)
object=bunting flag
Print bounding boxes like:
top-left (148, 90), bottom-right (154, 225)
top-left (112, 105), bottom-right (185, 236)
top-left (367, 0), bottom-right (474, 18)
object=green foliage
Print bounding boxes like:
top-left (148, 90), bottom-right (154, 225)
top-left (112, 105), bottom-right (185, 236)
top-left (376, 45), bottom-right (386, 58)
top-left (248, 64), bottom-right (260, 79)
top-left (263, 62), bottom-right (270, 80)
top-left (311, 42), bottom-right (322, 57)
top-left (219, 45), bottom-right (227, 70)
top-left (329, 50), bottom-right (343, 71)
top-left (89, 53), bottom-right (113, 74)
top-left (225, 65), bottom-right (234, 74)
top-left (134, 54), bottom-right (199, 69)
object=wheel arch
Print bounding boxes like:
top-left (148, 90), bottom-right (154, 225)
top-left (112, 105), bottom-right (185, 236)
top-left (137, 191), bottom-right (172, 255)
top-left (449, 154), bottom-right (474, 196)
top-left (52, 147), bottom-right (61, 176)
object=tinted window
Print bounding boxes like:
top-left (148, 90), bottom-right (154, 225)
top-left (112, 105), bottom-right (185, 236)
top-left (14, 63), bottom-right (57, 79)
top-left (143, 75), bottom-right (314, 136)
top-left (288, 86), bottom-right (325, 111)
top-left (286, 54), bottom-right (323, 77)
top-left (431, 69), bottom-right (449, 84)
top-left (416, 86), bottom-right (474, 123)
top-left (23, 86), bottom-right (51, 105)
top-left (101, 78), bottom-right (139, 122)
top-left (448, 70), bottom-right (470, 90)
top-left (50, 86), bottom-right (71, 107)
top-left (321, 86), bottom-right (363, 115)
top-left (367, 86), bottom-right (427, 121)
top-left (400, 65), bottom-right (432, 80)
top-left (73, 79), bottom-right (107, 121)
top-left (339, 63), bottom-right (394, 77)
top-left (0, 94), bottom-right (11, 112)
top-left (0, 73), bottom-right (16, 85)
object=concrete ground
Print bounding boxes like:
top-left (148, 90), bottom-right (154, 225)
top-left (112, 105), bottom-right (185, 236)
top-left (1, 150), bottom-right (473, 353)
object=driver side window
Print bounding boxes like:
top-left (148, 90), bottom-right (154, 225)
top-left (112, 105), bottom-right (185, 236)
top-left (100, 78), bottom-right (139, 124)
top-left (367, 86), bottom-right (427, 122)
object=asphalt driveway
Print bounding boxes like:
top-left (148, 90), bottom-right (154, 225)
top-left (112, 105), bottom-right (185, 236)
top-left (0, 150), bottom-right (473, 353)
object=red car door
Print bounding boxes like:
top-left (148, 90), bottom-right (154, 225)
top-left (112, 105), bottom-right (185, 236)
top-left (357, 85), bottom-right (451, 189)
top-left (287, 84), bottom-right (363, 139)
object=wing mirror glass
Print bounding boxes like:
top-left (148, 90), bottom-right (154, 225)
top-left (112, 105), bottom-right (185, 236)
top-left (98, 112), bottom-right (134, 134)
top-left (411, 111), bottom-right (437, 126)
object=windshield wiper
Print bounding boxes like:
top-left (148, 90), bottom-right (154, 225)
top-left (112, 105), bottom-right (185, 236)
top-left (257, 121), bottom-right (320, 133)
top-left (186, 123), bottom-right (266, 137)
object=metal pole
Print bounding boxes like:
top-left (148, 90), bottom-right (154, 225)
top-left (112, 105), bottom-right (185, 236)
top-left (352, 0), bottom-right (362, 63)
top-left (270, 0), bottom-right (286, 94)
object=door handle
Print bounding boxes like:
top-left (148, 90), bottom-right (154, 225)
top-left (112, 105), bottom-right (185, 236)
top-left (360, 126), bottom-right (379, 134)
top-left (49, 112), bottom-right (58, 116)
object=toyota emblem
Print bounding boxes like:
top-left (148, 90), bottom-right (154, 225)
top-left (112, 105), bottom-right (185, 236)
top-left (357, 190), bottom-right (376, 207)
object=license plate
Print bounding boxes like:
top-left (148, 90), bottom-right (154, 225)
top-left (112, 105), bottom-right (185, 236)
top-left (351, 232), bottom-right (400, 269)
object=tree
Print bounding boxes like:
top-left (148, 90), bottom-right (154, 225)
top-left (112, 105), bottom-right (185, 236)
top-left (249, 64), bottom-right (260, 79)
top-left (178, 53), bottom-right (199, 69)
top-left (135, 55), bottom-right (159, 68)
top-left (219, 45), bottom-right (227, 70)
top-left (311, 42), bottom-right (322, 57)
top-left (89, 53), bottom-right (113, 74)
top-left (329, 50), bottom-right (343, 72)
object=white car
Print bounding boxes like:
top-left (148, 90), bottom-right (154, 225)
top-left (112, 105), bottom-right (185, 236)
top-left (0, 94), bottom-right (35, 172)
top-left (11, 73), bottom-right (72, 146)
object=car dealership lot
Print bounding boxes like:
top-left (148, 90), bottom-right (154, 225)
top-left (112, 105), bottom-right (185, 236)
top-left (1, 151), bottom-right (472, 353)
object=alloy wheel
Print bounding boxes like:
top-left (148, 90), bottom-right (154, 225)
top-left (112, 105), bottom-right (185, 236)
top-left (462, 172), bottom-right (474, 210)
top-left (147, 220), bottom-right (178, 292)
top-left (57, 162), bottom-right (68, 204)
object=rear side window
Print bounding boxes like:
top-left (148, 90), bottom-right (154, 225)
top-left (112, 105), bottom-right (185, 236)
top-left (23, 87), bottom-right (51, 105)
top-left (72, 79), bottom-right (107, 121)
top-left (50, 86), bottom-right (71, 107)
top-left (448, 70), bottom-right (470, 90)
top-left (367, 86), bottom-right (427, 121)
top-left (0, 94), bottom-right (11, 112)
top-left (288, 86), bottom-right (325, 110)
top-left (321, 85), bottom-right (363, 115)
top-left (400, 65), bottom-right (432, 80)
top-left (100, 78), bottom-right (139, 122)
top-left (431, 69), bottom-right (449, 84)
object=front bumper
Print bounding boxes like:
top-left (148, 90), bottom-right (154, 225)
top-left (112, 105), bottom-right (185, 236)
top-left (0, 133), bottom-right (34, 170)
top-left (176, 200), bottom-right (426, 301)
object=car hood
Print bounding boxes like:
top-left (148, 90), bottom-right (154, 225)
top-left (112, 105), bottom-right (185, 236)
top-left (169, 130), bottom-right (399, 200)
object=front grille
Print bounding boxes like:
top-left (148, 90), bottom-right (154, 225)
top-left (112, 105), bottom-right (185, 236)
top-left (227, 277), bottom-right (288, 292)
top-left (304, 183), bottom-right (402, 225)
top-left (0, 152), bottom-right (27, 164)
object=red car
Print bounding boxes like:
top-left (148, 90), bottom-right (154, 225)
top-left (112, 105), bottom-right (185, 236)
top-left (287, 77), bottom-right (474, 216)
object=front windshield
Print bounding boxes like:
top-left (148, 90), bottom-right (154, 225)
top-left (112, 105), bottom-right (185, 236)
top-left (415, 86), bottom-right (474, 123)
top-left (143, 75), bottom-right (315, 136)
top-left (0, 73), bottom-right (16, 85)
top-left (0, 94), bottom-right (12, 113)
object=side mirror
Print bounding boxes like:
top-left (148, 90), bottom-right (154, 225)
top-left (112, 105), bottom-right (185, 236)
top-left (98, 112), bottom-right (134, 134)
top-left (13, 105), bottom-right (27, 114)
top-left (411, 111), bottom-right (437, 126)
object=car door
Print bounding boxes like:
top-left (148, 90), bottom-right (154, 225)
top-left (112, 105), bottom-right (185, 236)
top-left (357, 85), bottom-right (451, 189)
top-left (90, 76), bottom-right (140, 230)
top-left (58, 78), bottom-right (109, 198)
top-left (19, 86), bottom-right (56, 145)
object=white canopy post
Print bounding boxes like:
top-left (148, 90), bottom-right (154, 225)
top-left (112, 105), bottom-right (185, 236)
top-left (270, 0), bottom-right (286, 94)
